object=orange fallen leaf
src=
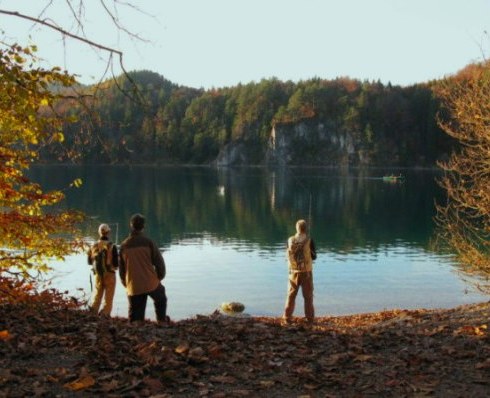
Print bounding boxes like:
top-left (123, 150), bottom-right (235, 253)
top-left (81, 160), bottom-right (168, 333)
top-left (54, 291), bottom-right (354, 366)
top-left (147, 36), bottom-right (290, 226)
top-left (64, 375), bottom-right (95, 391)
top-left (259, 380), bottom-right (275, 388)
top-left (210, 375), bottom-right (237, 384)
top-left (385, 379), bottom-right (400, 387)
top-left (175, 342), bottom-right (190, 355)
top-left (475, 359), bottom-right (490, 369)
top-left (100, 379), bottom-right (119, 392)
top-left (0, 330), bottom-right (12, 341)
top-left (208, 344), bottom-right (222, 358)
top-left (454, 324), bottom-right (488, 336)
top-left (143, 376), bottom-right (164, 393)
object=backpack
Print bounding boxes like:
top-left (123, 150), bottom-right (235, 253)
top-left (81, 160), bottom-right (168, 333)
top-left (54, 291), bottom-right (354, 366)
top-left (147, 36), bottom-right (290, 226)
top-left (290, 239), bottom-right (308, 270)
top-left (91, 241), bottom-right (113, 276)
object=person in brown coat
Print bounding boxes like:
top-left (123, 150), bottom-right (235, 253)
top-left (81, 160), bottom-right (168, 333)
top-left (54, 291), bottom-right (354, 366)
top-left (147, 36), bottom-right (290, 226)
top-left (119, 213), bottom-right (168, 323)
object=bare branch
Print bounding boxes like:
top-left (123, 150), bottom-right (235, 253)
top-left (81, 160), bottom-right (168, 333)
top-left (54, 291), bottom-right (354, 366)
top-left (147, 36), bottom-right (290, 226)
top-left (0, 9), bottom-right (123, 56)
top-left (99, 0), bottom-right (149, 43)
top-left (0, 7), bottom-right (149, 105)
top-left (62, 0), bottom-right (87, 37)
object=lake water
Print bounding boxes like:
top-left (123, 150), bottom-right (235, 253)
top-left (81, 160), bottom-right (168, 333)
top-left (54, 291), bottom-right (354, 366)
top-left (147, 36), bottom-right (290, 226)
top-left (31, 165), bottom-right (487, 320)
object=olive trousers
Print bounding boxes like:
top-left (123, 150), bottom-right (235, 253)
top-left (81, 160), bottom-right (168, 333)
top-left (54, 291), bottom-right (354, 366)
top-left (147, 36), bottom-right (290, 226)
top-left (283, 271), bottom-right (314, 322)
top-left (90, 271), bottom-right (116, 316)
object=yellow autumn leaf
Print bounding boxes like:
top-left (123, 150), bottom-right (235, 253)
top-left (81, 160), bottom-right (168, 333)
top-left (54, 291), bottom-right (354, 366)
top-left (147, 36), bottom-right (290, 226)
top-left (54, 132), bottom-right (65, 143)
top-left (0, 44), bottom-right (83, 276)
top-left (475, 324), bottom-right (487, 336)
top-left (71, 178), bottom-right (83, 188)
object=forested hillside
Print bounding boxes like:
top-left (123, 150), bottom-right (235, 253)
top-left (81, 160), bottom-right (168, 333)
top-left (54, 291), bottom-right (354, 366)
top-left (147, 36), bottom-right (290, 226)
top-left (46, 70), bottom-right (460, 166)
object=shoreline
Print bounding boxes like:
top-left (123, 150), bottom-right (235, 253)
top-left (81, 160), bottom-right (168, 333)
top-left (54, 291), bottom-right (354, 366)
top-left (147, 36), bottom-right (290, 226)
top-left (32, 162), bottom-right (443, 171)
top-left (1, 300), bottom-right (489, 397)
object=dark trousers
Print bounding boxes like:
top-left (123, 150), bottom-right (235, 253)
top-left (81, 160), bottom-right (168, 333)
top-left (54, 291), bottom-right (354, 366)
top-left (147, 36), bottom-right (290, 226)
top-left (128, 284), bottom-right (167, 322)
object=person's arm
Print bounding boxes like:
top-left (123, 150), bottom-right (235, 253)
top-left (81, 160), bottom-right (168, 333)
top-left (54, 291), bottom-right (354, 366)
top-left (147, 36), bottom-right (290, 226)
top-left (112, 244), bottom-right (119, 268)
top-left (310, 239), bottom-right (317, 260)
top-left (118, 248), bottom-right (126, 287)
top-left (151, 241), bottom-right (166, 280)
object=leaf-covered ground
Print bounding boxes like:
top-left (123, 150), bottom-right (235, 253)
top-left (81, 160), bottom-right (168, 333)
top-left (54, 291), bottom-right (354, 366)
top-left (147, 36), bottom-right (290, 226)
top-left (1, 300), bottom-right (489, 397)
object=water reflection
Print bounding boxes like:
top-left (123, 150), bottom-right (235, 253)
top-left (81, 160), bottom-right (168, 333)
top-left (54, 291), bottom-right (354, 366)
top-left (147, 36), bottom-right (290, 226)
top-left (32, 165), bottom-right (440, 251)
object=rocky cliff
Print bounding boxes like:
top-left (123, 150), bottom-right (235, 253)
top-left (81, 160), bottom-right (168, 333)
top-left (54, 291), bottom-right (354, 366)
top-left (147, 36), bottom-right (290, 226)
top-left (267, 120), bottom-right (363, 166)
top-left (215, 120), bottom-right (372, 167)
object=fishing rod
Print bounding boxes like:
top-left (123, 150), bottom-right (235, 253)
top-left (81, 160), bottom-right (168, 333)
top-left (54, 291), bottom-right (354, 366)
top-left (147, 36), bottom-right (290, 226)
top-left (282, 166), bottom-right (314, 233)
top-left (108, 222), bottom-right (119, 246)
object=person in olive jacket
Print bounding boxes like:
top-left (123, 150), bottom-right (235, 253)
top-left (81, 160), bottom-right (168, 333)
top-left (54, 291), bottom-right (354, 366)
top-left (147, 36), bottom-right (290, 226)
top-left (119, 213), bottom-right (169, 323)
top-left (87, 223), bottom-right (119, 317)
top-left (282, 219), bottom-right (317, 325)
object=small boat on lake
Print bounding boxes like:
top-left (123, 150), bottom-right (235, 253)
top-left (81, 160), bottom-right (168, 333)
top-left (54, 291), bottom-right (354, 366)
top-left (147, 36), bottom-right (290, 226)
top-left (382, 174), bottom-right (405, 183)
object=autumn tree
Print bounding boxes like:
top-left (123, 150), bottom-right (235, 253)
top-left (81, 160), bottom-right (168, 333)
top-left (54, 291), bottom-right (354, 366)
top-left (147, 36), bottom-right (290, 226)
top-left (435, 65), bottom-right (490, 289)
top-left (0, 2), bottom-right (147, 293)
top-left (0, 43), bottom-right (84, 281)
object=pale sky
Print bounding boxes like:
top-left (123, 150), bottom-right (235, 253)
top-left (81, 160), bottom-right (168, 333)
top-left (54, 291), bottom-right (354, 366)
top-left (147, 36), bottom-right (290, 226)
top-left (1, 0), bottom-right (489, 89)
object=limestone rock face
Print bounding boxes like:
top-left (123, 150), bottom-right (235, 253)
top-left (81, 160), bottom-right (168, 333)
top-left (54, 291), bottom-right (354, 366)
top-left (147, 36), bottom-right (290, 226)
top-left (265, 121), bottom-right (365, 167)
top-left (214, 120), bottom-right (371, 166)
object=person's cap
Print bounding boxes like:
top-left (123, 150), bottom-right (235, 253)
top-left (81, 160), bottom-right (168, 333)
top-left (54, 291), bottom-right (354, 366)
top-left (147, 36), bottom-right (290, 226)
top-left (130, 213), bottom-right (145, 231)
top-left (98, 223), bottom-right (111, 236)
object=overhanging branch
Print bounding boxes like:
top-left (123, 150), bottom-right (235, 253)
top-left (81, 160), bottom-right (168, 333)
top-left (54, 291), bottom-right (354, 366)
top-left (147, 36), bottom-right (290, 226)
top-left (0, 9), bottom-right (123, 56)
top-left (0, 8), bottom-right (147, 105)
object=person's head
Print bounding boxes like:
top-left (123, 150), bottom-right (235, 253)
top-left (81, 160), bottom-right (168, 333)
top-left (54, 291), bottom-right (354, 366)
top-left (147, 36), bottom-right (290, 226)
top-left (130, 213), bottom-right (145, 232)
top-left (295, 219), bottom-right (307, 234)
top-left (98, 223), bottom-right (111, 237)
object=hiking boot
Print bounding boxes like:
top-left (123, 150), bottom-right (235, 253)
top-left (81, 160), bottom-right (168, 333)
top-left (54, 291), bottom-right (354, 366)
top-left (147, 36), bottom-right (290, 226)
top-left (158, 315), bottom-right (173, 326)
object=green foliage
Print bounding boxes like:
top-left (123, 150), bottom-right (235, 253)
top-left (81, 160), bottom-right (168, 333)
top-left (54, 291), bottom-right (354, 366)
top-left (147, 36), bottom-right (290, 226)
top-left (0, 43), bottom-right (84, 275)
top-left (51, 71), bottom-right (453, 166)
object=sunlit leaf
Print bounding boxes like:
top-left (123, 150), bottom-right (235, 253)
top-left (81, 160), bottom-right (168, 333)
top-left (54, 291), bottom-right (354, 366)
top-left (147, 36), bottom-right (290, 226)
top-left (63, 375), bottom-right (95, 391)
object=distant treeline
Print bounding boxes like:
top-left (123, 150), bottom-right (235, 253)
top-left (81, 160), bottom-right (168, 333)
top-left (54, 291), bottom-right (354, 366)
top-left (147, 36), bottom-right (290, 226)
top-left (45, 69), bottom-right (467, 166)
